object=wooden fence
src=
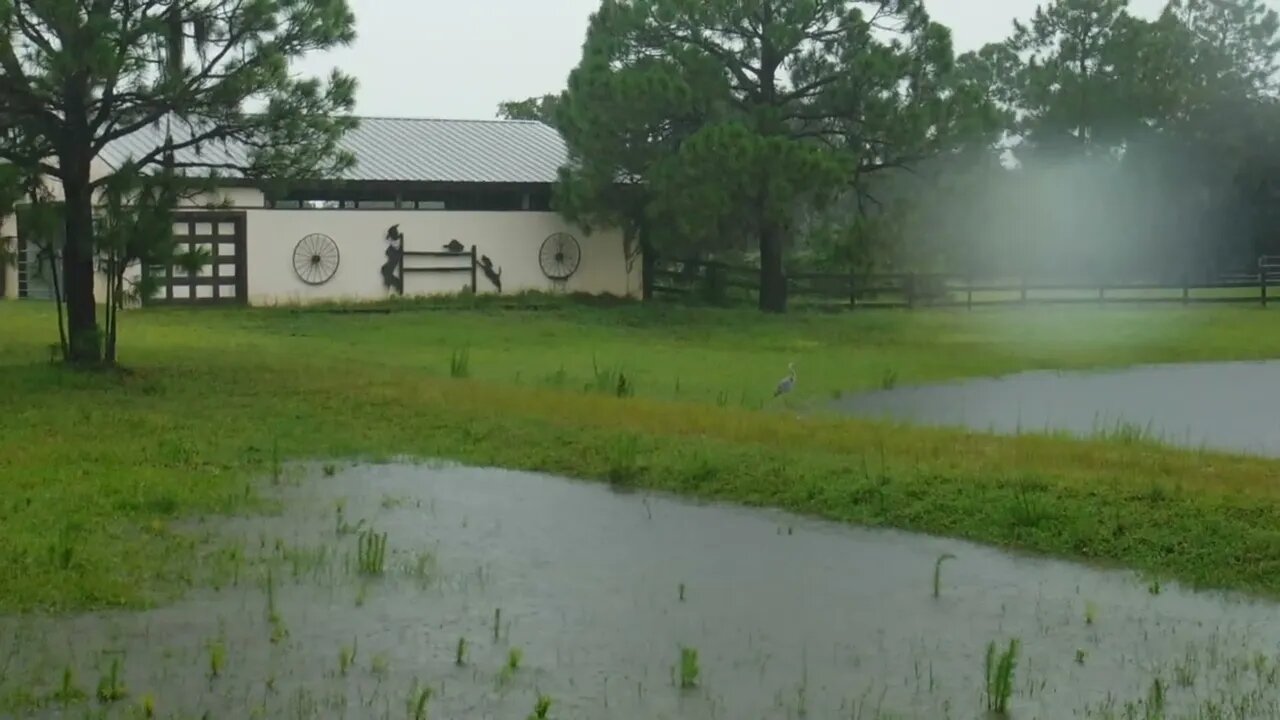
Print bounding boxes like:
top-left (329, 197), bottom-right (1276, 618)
top-left (652, 258), bottom-right (1280, 309)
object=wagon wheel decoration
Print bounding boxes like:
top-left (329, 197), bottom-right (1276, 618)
top-left (292, 233), bottom-right (340, 285)
top-left (539, 232), bottom-right (581, 281)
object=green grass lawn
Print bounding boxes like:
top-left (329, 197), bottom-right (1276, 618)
top-left (7, 297), bottom-right (1280, 612)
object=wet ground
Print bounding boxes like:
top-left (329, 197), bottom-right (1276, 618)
top-left (4, 462), bottom-right (1280, 719)
top-left (832, 360), bottom-right (1280, 456)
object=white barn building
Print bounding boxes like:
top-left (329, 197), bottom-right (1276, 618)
top-left (0, 117), bottom-right (638, 306)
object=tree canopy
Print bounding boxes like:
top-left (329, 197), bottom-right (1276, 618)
top-left (497, 93), bottom-right (563, 127)
top-left (519, 0), bottom-right (1280, 307)
top-left (548, 0), bottom-right (1001, 311)
top-left (0, 0), bottom-right (358, 364)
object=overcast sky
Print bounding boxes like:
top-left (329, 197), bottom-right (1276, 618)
top-left (296, 0), bottom-right (1175, 120)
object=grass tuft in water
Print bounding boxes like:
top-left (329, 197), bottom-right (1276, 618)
top-left (409, 683), bottom-right (432, 720)
top-left (455, 636), bottom-right (468, 666)
top-left (357, 529), bottom-right (388, 576)
top-left (984, 638), bottom-right (1019, 716)
top-left (371, 652), bottom-right (391, 679)
top-left (339, 637), bottom-right (357, 677)
top-left (1175, 648), bottom-right (1199, 688)
top-left (263, 567), bottom-right (288, 644)
top-left (679, 646), bottom-right (700, 689)
top-left (1147, 676), bottom-right (1166, 716)
top-left (528, 694), bottom-right (552, 720)
top-left (932, 553), bottom-right (956, 598)
top-left (54, 665), bottom-right (85, 705)
top-left (497, 647), bottom-right (523, 687)
top-left (95, 657), bottom-right (127, 704)
top-left (407, 550), bottom-right (437, 585)
top-left (139, 693), bottom-right (156, 718)
top-left (334, 500), bottom-right (364, 537)
top-left (1084, 600), bottom-right (1098, 626)
top-left (207, 638), bottom-right (226, 679)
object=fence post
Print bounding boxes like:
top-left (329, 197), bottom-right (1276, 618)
top-left (966, 271), bottom-right (973, 311)
top-left (848, 271), bottom-right (856, 309)
top-left (1182, 271), bottom-right (1189, 305)
top-left (1020, 276), bottom-right (1028, 304)
top-left (1263, 266), bottom-right (1269, 308)
top-left (704, 262), bottom-right (726, 304)
top-left (906, 272), bottom-right (916, 309)
top-left (470, 245), bottom-right (478, 295)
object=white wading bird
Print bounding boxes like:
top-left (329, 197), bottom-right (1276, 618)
top-left (773, 362), bottom-right (796, 398)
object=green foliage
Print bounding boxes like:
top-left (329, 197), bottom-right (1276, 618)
top-left (497, 94), bottom-right (562, 127)
top-left (558, 0), bottom-right (997, 310)
top-left (1004, 0), bottom-right (1140, 149)
top-left (555, 11), bottom-right (718, 270)
top-left (985, 0), bottom-right (1280, 162)
top-left (0, 0), bottom-right (359, 364)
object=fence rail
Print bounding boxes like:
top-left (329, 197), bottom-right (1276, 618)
top-left (652, 260), bottom-right (1280, 309)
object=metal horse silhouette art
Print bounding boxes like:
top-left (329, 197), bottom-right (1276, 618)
top-left (443, 239), bottom-right (465, 253)
top-left (382, 224), bottom-right (405, 294)
top-left (479, 254), bottom-right (502, 293)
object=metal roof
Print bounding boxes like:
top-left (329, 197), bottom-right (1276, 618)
top-left (98, 116), bottom-right (570, 185)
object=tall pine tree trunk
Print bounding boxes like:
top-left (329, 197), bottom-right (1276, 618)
top-left (637, 216), bottom-right (655, 300)
top-left (641, 244), bottom-right (655, 300)
top-left (757, 195), bottom-right (787, 313)
top-left (59, 145), bottom-right (102, 365)
top-left (755, 11), bottom-right (787, 314)
top-left (757, 228), bottom-right (787, 312)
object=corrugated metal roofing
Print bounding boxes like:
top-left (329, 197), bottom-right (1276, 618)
top-left (98, 116), bottom-right (570, 184)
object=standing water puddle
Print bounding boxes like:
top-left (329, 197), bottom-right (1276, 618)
top-left (4, 463), bottom-right (1280, 719)
top-left (833, 360), bottom-right (1280, 456)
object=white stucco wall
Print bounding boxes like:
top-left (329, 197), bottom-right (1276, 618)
top-left (241, 210), bottom-right (638, 305)
top-left (2, 183), bottom-right (639, 307)
top-left (2, 181), bottom-right (261, 304)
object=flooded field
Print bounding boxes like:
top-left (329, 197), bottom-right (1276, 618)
top-left (833, 360), bottom-right (1280, 456)
top-left (5, 463), bottom-right (1280, 719)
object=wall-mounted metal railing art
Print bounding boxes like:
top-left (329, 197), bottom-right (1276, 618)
top-left (381, 224), bottom-right (501, 296)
